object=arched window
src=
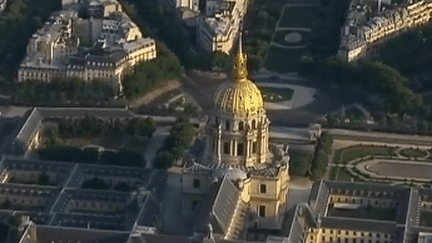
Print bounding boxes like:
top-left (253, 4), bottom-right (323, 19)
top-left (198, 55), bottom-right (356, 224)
top-left (239, 121), bottom-right (244, 130)
top-left (252, 120), bottom-right (256, 129)
top-left (225, 120), bottom-right (230, 130)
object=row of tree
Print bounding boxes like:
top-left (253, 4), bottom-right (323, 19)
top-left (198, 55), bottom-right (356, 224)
top-left (50, 115), bottom-right (156, 139)
top-left (309, 0), bottom-right (350, 61)
top-left (16, 78), bottom-right (115, 104)
top-left (119, 0), bottom-right (196, 69)
top-left (39, 146), bottom-right (146, 167)
top-left (153, 116), bottom-right (195, 169)
top-left (299, 58), bottom-right (425, 116)
top-left (378, 27), bottom-right (432, 78)
top-left (122, 43), bottom-right (184, 99)
top-left (310, 131), bottom-right (333, 179)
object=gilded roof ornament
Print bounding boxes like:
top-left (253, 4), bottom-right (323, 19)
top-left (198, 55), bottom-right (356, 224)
top-left (234, 33), bottom-right (248, 82)
top-left (213, 32), bottom-right (264, 116)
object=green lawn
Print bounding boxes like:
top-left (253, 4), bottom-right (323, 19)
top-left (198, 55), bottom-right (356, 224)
top-left (122, 136), bottom-right (149, 153)
top-left (272, 30), bottom-right (311, 47)
top-left (328, 206), bottom-right (397, 221)
top-left (337, 167), bottom-right (353, 181)
top-left (400, 148), bottom-right (427, 158)
top-left (339, 146), bottom-right (396, 164)
top-left (264, 46), bottom-right (305, 73)
top-left (289, 149), bottom-right (314, 176)
top-left (420, 211), bottom-right (432, 227)
top-left (329, 167), bottom-right (338, 180)
top-left (278, 6), bottom-right (319, 28)
top-left (261, 86), bottom-right (294, 102)
top-left (333, 150), bottom-right (342, 164)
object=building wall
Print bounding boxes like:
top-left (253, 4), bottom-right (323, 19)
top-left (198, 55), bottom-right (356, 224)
top-left (306, 227), bottom-right (395, 243)
top-left (67, 199), bottom-right (124, 212)
top-left (245, 167), bottom-right (289, 228)
top-left (340, 0), bottom-right (432, 61)
top-left (8, 170), bottom-right (60, 185)
top-left (196, 0), bottom-right (248, 54)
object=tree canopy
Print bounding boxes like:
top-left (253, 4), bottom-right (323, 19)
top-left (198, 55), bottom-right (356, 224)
top-left (122, 43), bottom-right (184, 99)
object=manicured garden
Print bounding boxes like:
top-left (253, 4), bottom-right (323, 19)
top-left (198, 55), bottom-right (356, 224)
top-left (337, 146), bottom-right (396, 164)
top-left (261, 86), bottom-right (294, 102)
top-left (272, 30), bottom-right (311, 47)
top-left (278, 6), bottom-right (319, 28)
top-left (400, 148), bottom-right (427, 158)
top-left (329, 167), bottom-right (352, 181)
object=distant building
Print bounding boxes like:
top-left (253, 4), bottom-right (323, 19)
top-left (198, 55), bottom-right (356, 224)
top-left (18, 0), bottom-right (156, 91)
top-left (339, 0), bottom-right (432, 62)
top-left (0, 0), bottom-right (6, 13)
top-left (196, 0), bottom-right (248, 53)
top-left (285, 180), bottom-right (432, 243)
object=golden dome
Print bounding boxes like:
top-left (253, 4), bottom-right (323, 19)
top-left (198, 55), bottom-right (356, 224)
top-left (213, 41), bottom-right (264, 116)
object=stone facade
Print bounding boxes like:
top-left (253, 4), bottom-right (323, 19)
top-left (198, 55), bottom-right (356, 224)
top-left (339, 0), bottom-right (432, 62)
top-left (181, 42), bottom-right (290, 242)
top-left (196, 0), bottom-right (248, 53)
top-left (18, 0), bottom-right (156, 90)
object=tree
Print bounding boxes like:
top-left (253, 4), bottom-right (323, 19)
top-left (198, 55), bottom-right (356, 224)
top-left (184, 103), bottom-right (198, 116)
top-left (100, 151), bottom-right (120, 165)
top-left (79, 147), bottom-right (100, 163)
top-left (119, 148), bottom-right (146, 167)
top-left (137, 117), bottom-right (156, 138)
top-left (38, 172), bottom-right (50, 185)
top-left (153, 151), bottom-right (175, 169)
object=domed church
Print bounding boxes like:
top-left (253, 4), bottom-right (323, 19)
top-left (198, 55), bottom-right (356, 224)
top-left (180, 38), bottom-right (290, 242)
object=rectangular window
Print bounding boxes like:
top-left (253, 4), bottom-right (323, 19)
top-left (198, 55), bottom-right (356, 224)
top-left (237, 143), bottom-right (244, 156)
top-left (252, 142), bottom-right (257, 154)
top-left (193, 179), bottom-right (200, 188)
top-left (260, 184), bottom-right (267, 193)
top-left (224, 142), bottom-right (229, 154)
top-left (259, 205), bottom-right (265, 217)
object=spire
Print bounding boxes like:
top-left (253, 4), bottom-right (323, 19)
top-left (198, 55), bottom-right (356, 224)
top-left (234, 32), bottom-right (247, 82)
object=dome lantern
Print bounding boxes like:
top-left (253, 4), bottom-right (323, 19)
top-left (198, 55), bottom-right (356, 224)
top-left (213, 34), bottom-right (264, 117)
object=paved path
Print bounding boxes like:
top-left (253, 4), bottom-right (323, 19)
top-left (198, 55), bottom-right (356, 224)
top-left (275, 27), bottom-right (312, 32)
top-left (144, 126), bottom-right (170, 168)
top-left (160, 171), bottom-right (193, 235)
top-left (270, 42), bottom-right (309, 50)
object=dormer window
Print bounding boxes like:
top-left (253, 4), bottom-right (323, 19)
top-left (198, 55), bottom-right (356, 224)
top-left (260, 184), bottom-right (266, 193)
top-left (239, 121), bottom-right (244, 130)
